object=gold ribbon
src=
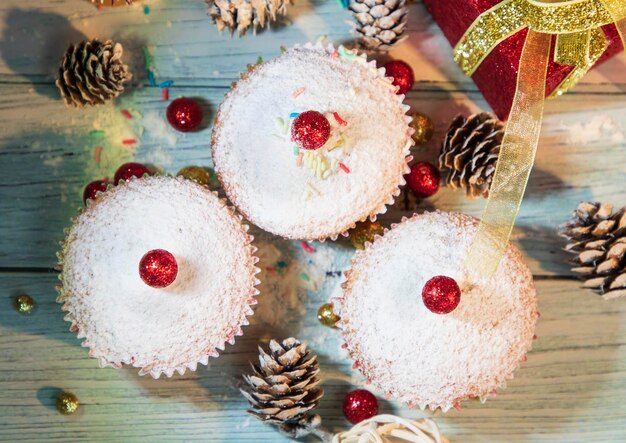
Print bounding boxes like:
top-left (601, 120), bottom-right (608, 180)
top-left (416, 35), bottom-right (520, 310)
top-left (454, 0), bottom-right (626, 277)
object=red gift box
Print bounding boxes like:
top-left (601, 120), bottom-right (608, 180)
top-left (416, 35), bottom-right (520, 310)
top-left (422, 0), bottom-right (624, 120)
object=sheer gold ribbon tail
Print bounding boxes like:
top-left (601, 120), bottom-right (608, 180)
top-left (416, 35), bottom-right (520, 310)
top-left (465, 30), bottom-right (551, 277)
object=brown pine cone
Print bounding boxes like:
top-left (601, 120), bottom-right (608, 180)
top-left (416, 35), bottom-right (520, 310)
top-left (241, 338), bottom-right (325, 438)
top-left (56, 39), bottom-right (132, 108)
top-left (561, 202), bottom-right (626, 300)
top-left (206, 0), bottom-right (293, 36)
top-left (349, 0), bottom-right (408, 51)
top-left (438, 112), bottom-right (504, 199)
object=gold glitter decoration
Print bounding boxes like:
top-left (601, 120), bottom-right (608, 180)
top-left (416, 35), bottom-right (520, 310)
top-left (466, 30), bottom-right (550, 278)
top-left (453, 0), bottom-right (626, 278)
top-left (15, 294), bottom-right (34, 314)
top-left (409, 112), bottom-right (434, 145)
top-left (453, 0), bottom-right (623, 97)
top-left (56, 392), bottom-right (79, 415)
top-left (317, 303), bottom-right (340, 328)
top-left (350, 220), bottom-right (385, 250)
top-left (177, 166), bottom-right (212, 187)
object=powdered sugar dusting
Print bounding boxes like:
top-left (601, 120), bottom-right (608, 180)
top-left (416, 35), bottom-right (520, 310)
top-left (334, 212), bottom-right (538, 411)
top-left (58, 176), bottom-right (259, 378)
top-left (212, 43), bottom-right (411, 240)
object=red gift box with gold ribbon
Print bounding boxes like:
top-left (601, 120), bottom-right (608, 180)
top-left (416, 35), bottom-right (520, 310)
top-left (423, 0), bottom-right (624, 119)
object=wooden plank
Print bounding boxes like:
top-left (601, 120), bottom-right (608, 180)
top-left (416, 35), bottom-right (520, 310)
top-left (0, 1), bottom-right (625, 91)
top-left (1, 82), bottom-right (625, 271)
top-left (1, 270), bottom-right (625, 442)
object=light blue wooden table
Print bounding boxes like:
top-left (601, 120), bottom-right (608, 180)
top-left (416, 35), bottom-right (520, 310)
top-left (1, 1), bottom-right (625, 441)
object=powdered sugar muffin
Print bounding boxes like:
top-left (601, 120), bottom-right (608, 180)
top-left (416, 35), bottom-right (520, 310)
top-left (212, 43), bottom-right (413, 240)
top-left (57, 176), bottom-right (260, 378)
top-left (333, 211), bottom-right (538, 411)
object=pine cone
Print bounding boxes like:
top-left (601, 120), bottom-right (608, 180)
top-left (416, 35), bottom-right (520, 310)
top-left (438, 112), bottom-right (504, 199)
top-left (561, 202), bottom-right (626, 300)
top-left (241, 338), bottom-right (324, 438)
top-left (56, 39), bottom-right (132, 108)
top-left (206, 0), bottom-right (293, 36)
top-left (349, 0), bottom-right (408, 51)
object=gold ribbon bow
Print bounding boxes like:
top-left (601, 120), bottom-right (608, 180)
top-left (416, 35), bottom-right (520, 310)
top-left (453, 0), bottom-right (626, 277)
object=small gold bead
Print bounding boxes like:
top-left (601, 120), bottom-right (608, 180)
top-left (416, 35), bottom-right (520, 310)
top-left (317, 303), bottom-right (340, 328)
top-left (15, 294), bottom-right (34, 314)
top-left (176, 166), bottom-right (212, 187)
top-left (350, 221), bottom-right (385, 250)
top-left (409, 112), bottom-right (434, 145)
top-left (56, 392), bottom-right (79, 415)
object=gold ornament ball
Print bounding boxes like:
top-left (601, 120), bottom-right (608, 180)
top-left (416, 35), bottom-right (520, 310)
top-left (350, 221), bottom-right (385, 250)
top-left (15, 294), bottom-right (34, 314)
top-left (56, 392), bottom-right (79, 415)
top-left (317, 303), bottom-right (340, 328)
top-left (410, 112), bottom-right (434, 145)
top-left (177, 166), bottom-right (212, 187)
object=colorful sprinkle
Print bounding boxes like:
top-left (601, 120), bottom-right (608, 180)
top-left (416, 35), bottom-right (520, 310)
top-left (296, 152), bottom-right (303, 168)
top-left (301, 241), bottom-right (316, 253)
top-left (339, 162), bottom-right (351, 173)
top-left (122, 139), bottom-right (137, 145)
top-left (147, 70), bottom-right (156, 87)
top-left (120, 109), bottom-right (133, 119)
top-left (330, 50), bottom-right (339, 58)
top-left (142, 46), bottom-right (153, 68)
top-left (293, 146), bottom-right (300, 156)
top-left (377, 77), bottom-right (398, 93)
top-left (299, 272), bottom-right (310, 282)
top-left (159, 80), bottom-right (173, 88)
top-left (329, 136), bottom-right (345, 151)
top-left (143, 5), bottom-right (150, 14)
top-left (291, 87), bottom-right (305, 98)
top-left (290, 112), bottom-right (300, 118)
top-left (307, 182), bottom-right (320, 196)
top-left (162, 87), bottom-right (169, 101)
top-left (338, 46), bottom-right (358, 60)
top-left (277, 261), bottom-right (287, 268)
top-left (275, 117), bottom-right (287, 134)
top-left (280, 46), bottom-right (287, 53)
top-left (257, 56), bottom-right (263, 65)
top-left (89, 130), bottom-right (105, 138)
top-left (93, 146), bottom-right (103, 163)
top-left (333, 112), bottom-right (348, 126)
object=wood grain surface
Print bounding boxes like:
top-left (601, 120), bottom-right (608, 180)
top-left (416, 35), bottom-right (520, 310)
top-left (0, 1), bottom-right (625, 441)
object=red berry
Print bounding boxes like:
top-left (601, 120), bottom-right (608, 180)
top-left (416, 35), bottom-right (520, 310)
top-left (83, 179), bottom-right (108, 205)
top-left (383, 60), bottom-right (415, 95)
top-left (342, 389), bottom-right (378, 424)
top-left (405, 161), bottom-right (440, 198)
top-left (166, 97), bottom-right (203, 132)
top-left (422, 276), bottom-right (461, 314)
top-left (291, 110), bottom-right (331, 150)
top-left (114, 162), bottom-right (151, 184)
top-left (139, 249), bottom-right (178, 288)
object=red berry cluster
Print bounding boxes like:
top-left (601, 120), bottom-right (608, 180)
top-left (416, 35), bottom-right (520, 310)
top-left (83, 162), bottom-right (151, 205)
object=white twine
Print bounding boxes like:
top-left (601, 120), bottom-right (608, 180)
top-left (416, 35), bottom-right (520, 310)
top-left (331, 415), bottom-right (449, 443)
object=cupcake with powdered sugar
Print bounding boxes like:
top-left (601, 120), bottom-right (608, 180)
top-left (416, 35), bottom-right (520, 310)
top-left (57, 175), bottom-right (260, 378)
top-left (333, 211), bottom-right (538, 411)
top-left (212, 43), bottom-right (414, 241)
